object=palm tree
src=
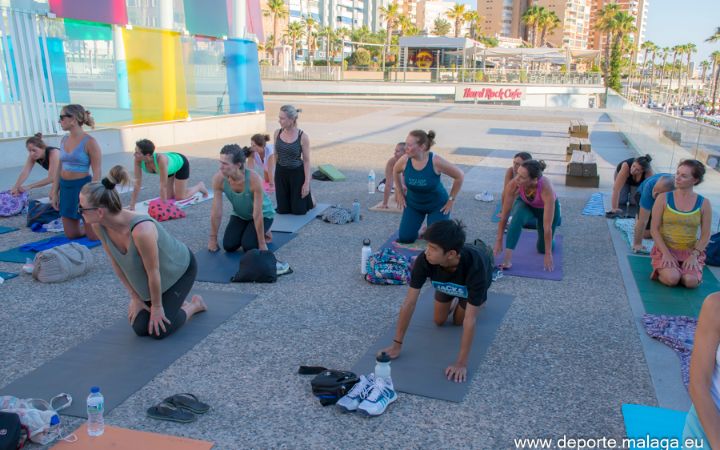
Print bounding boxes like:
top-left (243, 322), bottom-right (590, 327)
top-left (706, 27), bottom-right (720, 43)
top-left (464, 11), bottom-right (481, 40)
top-left (681, 43), bottom-right (697, 103)
top-left (445, 3), bottom-right (467, 38)
top-left (666, 44), bottom-right (683, 102)
top-left (638, 40), bottom-right (656, 99)
top-left (317, 26), bottom-right (334, 65)
top-left (303, 16), bottom-right (318, 67)
top-left (657, 47), bottom-right (670, 102)
top-left (711, 51), bottom-right (720, 113)
top-left (379, 1), bottom-right (400, 70)
top-left (538, 9), bottom-right (560, 47)
top-left (263, 0), bottom-right (288, 65)
top-left (521, 5), bottom-right (541, 47)
top-left (607, 11), bottom-right (636, 91)
top-left (597, 3), bottom-right (620, 85)
top-left (432, 18), bottom-right (451, 37)
top-left (397, 16), bottom-right (414, 37)
top-left (647, 43), bottom-right (659, 102)
top-left (699, 60), bottom-right (711, 87)
top-left (284, 22), bottom-right (305, 70)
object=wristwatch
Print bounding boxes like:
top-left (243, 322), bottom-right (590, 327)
top-left (448, 195), bottom-right (455, 201)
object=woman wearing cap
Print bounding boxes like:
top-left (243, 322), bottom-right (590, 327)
top-left (80, 166), bottom-right (207, 339)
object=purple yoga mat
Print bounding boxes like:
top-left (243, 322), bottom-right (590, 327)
top-left (379, 231), bottom-right (425, 260)
top-left (494, 230), bottom-right (563, 281)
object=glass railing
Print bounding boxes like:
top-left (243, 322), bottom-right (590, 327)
top-left (606, 90), bottom-right (720, 214)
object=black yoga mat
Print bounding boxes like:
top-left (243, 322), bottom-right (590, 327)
top-left (194, 232), bottom-right (296, 283)
top-left (0, 290), bottom-right (255, 418)
top-left (351, 290), bottom-right (513, 403)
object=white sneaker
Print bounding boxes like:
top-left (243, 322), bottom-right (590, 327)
top-left (336, 373), bottom-right (375, 412)
top-left (483, 191), bottom-right (494, 202)
top-left (377, 182), bottom-right (386, 193)
top-left (357, 377), bottom-right (397, 416)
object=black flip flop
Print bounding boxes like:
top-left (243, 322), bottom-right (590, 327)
top-left (164, 393), bottom-right (210, 414)
top-left (147, 401), bottom-right (196, 423)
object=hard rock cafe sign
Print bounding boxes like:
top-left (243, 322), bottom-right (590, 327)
top-left (455, 85), bottom-right (525, 102)
top-left (414, 50), bottom-right (434, 69)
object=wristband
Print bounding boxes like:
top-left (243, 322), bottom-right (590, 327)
top-left (393, 339), bottom-right (403, 345)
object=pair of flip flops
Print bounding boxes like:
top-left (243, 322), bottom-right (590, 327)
top-left (146, 393), bottom-right (210, 423)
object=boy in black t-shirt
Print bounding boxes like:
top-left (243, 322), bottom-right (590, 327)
top-left (380, 220), bottom-right (493, 383)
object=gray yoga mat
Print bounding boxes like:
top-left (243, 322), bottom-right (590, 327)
top-left (351, 290), bottom-right (513, 403)
top-left (270, 203), bottom-right (330, 233)
top-left (194, 232), bottom-right (297, 283)
top-left (0, 290), bottom-right (255, 418)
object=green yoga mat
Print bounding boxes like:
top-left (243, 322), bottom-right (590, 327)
top-left (627, 254), bottom-right (719, 317)
top-left (318, 164), bottom-right (346, 181)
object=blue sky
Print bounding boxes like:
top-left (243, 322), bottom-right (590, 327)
top-left (457, 0), bottom-right (718, 65)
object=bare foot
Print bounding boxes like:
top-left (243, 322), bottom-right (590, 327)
top-left (199, 182), bottom-right (209, 197)
top-left (498, 261), bottom-right (512, 270)
top-left (182, 295), bottom-right (207, 319)
top-left (265, 231), bottom-right (273, 243)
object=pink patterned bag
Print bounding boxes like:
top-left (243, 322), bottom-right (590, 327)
top-left (147, 199), bottom-right (186, 222)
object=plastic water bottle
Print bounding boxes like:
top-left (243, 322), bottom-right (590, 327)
top-left (86, 386), bottom-right (104, 436)
top-left (352, 199), bottom-right (361, 223)
top-left (375, 351), bottom-right (392, 382)
top-left (368, 169), bottom-right (376, 194)
top-left (361, 239), bottom-right (372, 275)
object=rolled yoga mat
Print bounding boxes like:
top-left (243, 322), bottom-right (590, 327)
top-left (621, 404), bottom-right (687, 450)
top-left (270, 203), bottom-right (330, 233)
top-left (494, 230), bottom-right (563, 281)
top-left (0, 236), bottom-right (101, 264)
top-left (351, 290), bottom-right (513, 403)
top-left (1, 290), bottom-right (255, 418)
top-left (194, 232), bottom-right (297, 283)
top-left (627, 254), bottom-right (719, 317)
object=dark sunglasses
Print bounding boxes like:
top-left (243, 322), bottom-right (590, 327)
top-left (59, 114), bottom-right (72, 121)
top-left (78, 206), bottom-right (99, 215)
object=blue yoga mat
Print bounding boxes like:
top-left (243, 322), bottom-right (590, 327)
top-left (621, 404), bottom-right (687, 449)
top-left (0, 272), bottom-right (18, 281)
top-left (0, 236), bottom-right (101, 264)
top-left (0, 226), bottom-right (18, 234)
top-left (582, 192), bottom-right (605, 216)
top-left (490, 202), bottom-right (502, 223)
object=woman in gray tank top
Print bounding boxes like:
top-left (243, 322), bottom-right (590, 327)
top-left (79, 166), bottom-right (207, 339)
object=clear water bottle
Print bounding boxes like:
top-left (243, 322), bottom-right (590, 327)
top-left (375, 351), bottom-right (392, 382)
top-left (352, 199), bottom-right (361, 223)
top-left (86, 386), bottom-right (104, 436)
top-left (368, 169), bottom-right (376, 194)
top-left (361, 239), bottom-right (372, 275)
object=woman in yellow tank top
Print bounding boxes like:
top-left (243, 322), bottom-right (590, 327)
top-left (650, 160), bottom-right (712, 288)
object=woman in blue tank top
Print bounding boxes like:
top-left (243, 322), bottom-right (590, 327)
top-left (79, 166), bottom-right (207, 339)
top-left (392, 130), bottom-right (464, 243)
top-left (52, 104), bottom-right (102, 240)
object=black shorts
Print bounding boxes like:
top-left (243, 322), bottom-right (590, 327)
top-left (434, 291), bottom-right (468, 309)
top-left (172, 154), bottom-right (190, 180)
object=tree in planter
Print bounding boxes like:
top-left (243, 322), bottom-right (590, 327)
top-left (445, 3), bottom-right (467, 38)
top-left (352, 47), bottom-right (372, 67)
top-left (263, 0), bottom-right (288, 65)
top-left (284, 22), bottom-right (305, 70)
top-left (432, 18), bottom-right (451, 37)
top-left (606, 11), bottom-right (636, 92)
top-left (597, 3), bottom-right (620, 88)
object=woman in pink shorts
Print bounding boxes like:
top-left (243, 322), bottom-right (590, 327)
top-left (650, 160), bottom-right (712, 288)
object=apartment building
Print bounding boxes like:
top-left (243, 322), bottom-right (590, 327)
top-left (589, 0), bottom-right (649, 56)
top-left (532, 0), bottom-right (591, 49)
top-left (476, 0), bottom-right (530, 39)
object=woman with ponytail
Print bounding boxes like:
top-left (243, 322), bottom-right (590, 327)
top-left (393, 130), bottom-right (464, 243)
top-left (11, 133), bottom-right (60, 197)
top-left (52, 104), bottom-right (102, 239)
top-left (608, 154), bottom-right (654, 217)
top-left (495, 160), bottom-right (561, 272)
top-left (79, 166), bottom-right (207, 339)
top-left (246, 133), bottom-right (276, 192)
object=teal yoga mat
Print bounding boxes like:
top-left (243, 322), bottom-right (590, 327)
top-left (627, 255), bottom-right (719, 317)
top-left (621, 404), bottom-right (687, 449)
top-left (0, 272), bottom-right (18, 281)
top-left (0, 226), bottom-right (18, 234)
top-left (0, 236), bottom-right (101, 263)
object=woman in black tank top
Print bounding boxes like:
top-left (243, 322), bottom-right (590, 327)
top-left (609, 154), bottom-right (653, 215)
top-left (274, 104), bottom-right (315, 215)
top-left (11, 133), bottom-right (60, 197)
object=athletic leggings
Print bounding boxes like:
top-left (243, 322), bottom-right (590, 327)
top-left (132, 253), bottom-right (196, 340)
top-left (398, 205), bottom-right (449, 243)
top-left (506, 197), bottom-right (561, 253)
top-left (275, 164), bottom-right (313, 215)
top-left (223, 215), bottom-right (273, 252)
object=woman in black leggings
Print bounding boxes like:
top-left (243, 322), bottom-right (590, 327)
top-left (80, 166), bottom-right (207, 339)
top-left (274, 104), bottom-right (314, 215)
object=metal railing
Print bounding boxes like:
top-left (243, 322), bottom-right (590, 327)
top-left (260, 65), bottom-right (342, 81)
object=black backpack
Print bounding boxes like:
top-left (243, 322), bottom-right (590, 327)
top-left (706, 232), bottom-right (720, 266)
top-left (298, 366), bottom-right (360, 406)
top-left (0, 412), bottom-right (24, 450)
top-left (231, 249), bottom-right (277, 283)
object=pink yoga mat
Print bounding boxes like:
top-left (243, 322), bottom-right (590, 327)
top-left (494, 230), bottom-right (563, 281)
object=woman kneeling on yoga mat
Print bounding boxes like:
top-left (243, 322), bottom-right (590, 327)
top-left (80, 166), bottom-right (206, 339)
top-left (650, 160), bottom-right (711, 289)
top-left (494, 160), bottom-right (561, 272)
top-left (129, 138), bottom-right (208, 209)
top-left (380, 220), bottom-right (493, 383)
top-left (208, 144), bottom-right (275, 253)
top-left (683, 292), bottom-right (720, 449)
top-left (393, 130), bottom-right (464, 243)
